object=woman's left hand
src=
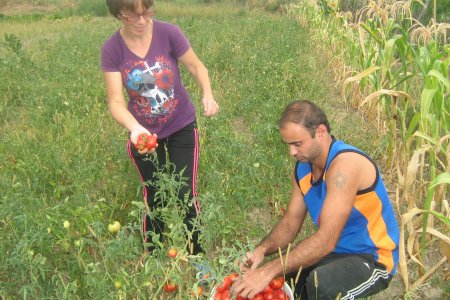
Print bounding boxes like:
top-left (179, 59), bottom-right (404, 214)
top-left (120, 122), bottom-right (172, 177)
top-left (202, 97), bottom-right (219, 117)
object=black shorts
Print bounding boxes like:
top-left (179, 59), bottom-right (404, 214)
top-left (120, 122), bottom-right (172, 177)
top-left (285, 253), bottom-right (392, 299)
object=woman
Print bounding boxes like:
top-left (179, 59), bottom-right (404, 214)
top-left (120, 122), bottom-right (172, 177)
top-left (101, 0), bottom-right (219, 254)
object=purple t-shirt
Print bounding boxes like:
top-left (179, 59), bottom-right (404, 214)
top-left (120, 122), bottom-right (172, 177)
top-left (101, 20), bottom-right (196, 139)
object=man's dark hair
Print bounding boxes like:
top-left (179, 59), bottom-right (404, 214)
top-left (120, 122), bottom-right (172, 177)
top-left (278, 100), bottom-right (331, 137)
top-left (107, 0), bottom-right (154, 19)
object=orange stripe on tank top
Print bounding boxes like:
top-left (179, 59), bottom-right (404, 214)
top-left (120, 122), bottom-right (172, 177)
top-left (299, 173), bottom-right (313, 195)
top-left (354, 192), bottom-right (396, 273)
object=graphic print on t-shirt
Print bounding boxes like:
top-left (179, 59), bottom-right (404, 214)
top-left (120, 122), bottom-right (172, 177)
top-left (124, 57), bottom-right (178, 124)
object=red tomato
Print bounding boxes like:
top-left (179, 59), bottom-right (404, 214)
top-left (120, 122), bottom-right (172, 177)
top-left (269, 276), bottom-right (285, 290)
top-left (275, 289), bottom-right (288, 300)
top-left (145, 134), bottom-right (157, 150)
top-left (163, 281), bottom-right (178, 293)
top-left (216, 276), bottom-right (232, 293)
top-left (214, 292), bottom-right (222, 299)
top-left (214, 291), bottom-right (223, 300)
top-left (263, 290), bottom-right (276, 300)
top-left (135, 133), bottom-right (158, 151)
top-left (167, 247), bottom-right (177, 258)
top-left (218, 289), bottom-right (231, 300)
top-left (228, 272), bottom-right (239, 285)
top-left (135, 134), bottom-right (146, 151)
top-left (251, 294), bottom-right (264, 300)
top-left (262, 285), bottom-right (273, 293)
top-left (236, 295), bottom-right (249, 300)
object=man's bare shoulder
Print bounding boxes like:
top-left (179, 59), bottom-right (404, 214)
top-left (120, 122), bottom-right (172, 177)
top-left (329, 151), bottom-right (376, 190)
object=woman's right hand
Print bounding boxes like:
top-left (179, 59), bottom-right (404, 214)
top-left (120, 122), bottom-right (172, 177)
top-left (130, 126), bottom-right (157, 154)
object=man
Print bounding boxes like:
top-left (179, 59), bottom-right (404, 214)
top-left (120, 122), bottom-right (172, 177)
top-left (231, 100), bottom-right (399, 299)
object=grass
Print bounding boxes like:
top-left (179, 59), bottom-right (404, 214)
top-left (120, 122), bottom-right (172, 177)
top-left (0, 1), bottom-right (390, 299)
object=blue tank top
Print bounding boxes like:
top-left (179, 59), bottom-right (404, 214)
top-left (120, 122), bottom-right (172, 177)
top-left (295, 138), bottom-right (400, 274)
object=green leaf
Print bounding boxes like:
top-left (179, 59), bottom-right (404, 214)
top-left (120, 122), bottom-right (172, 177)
top-left (427, 69), bottom-right (450, 91)
top-left (420, 88), bottom-right (437, 122)
top-left (428, 172), bottom-right (450, 190)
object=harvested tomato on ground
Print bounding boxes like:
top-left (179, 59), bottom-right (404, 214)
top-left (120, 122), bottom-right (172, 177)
top-left (135, 133), bottom-right (158, 152)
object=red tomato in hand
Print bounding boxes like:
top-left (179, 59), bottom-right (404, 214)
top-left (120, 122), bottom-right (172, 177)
top-left (135, 133), bottom-right (157, 151)
top-left (236, 295), bottom-right (249, 300)
top-left (145, 134), bottom-right (157, 150)
top-left (216, 276), bottom-right (232, 293)
top-left (269, 276), bottom-right (285, 290)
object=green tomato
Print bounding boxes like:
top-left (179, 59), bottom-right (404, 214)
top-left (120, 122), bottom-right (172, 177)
top-left (108, 221), bottom-right (121, 233)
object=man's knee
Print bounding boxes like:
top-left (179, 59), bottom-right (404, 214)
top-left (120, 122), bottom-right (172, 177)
top-left (304, 265), bottom-right (392, 299)
top-left (305, 269), bottom-right (342, 300)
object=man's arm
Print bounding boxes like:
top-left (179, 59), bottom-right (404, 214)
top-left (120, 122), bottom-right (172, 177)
top-left (255, 176), bottom-right (307, 257)
top-left (232, 154), bottom-right (362, 298)
top-left (233, 176), bottom-right (307, 297)
top-left (263, 153), bottom-right (361, 275)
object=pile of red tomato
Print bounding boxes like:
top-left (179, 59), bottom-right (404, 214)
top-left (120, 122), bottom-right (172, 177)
top-left (135, 133), bottom-right (157, 151)
top-left (213, 274), bottom-right (290, 300)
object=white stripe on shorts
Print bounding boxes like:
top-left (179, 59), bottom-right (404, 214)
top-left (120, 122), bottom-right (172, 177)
top-left (341, 267), bottom-right (389, 300)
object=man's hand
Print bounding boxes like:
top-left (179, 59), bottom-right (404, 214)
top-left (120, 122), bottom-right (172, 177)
top-left (230, 267), bottom-right (272, 299)
top-left (240, 250), bottom-right (264, 272)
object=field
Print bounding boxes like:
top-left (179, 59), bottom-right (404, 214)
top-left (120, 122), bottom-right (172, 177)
top-left (0, 0), bottom-right (448, 299)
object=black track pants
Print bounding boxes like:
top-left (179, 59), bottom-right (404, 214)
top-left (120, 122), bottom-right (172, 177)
top-left (285, 253), bottom-right (392, 299)
top-left (127, 121), bottom-right (203, 254)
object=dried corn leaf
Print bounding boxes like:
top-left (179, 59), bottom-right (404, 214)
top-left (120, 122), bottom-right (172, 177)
top-left (411, 257), bottom-right (446, 291)
top-left (406, 229), bottom-right (424, 267)
top-left (399, 225), bottom-right (409, 290)
top-left (401, 145), bottom-right (430, 193)
top-left (359, 89), bottom-right (413, 109)
top-left (341, 66), bottom-right (380, 97)
top-left (416, 227), bottom-right (450, 245)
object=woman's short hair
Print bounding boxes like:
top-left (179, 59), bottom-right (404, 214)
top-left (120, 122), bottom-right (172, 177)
top-left (106, 0), bottom-right (154, 18)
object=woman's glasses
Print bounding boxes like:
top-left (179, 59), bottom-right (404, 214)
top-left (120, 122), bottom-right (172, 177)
top-left (120, 10), bottom-right (154, 22)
